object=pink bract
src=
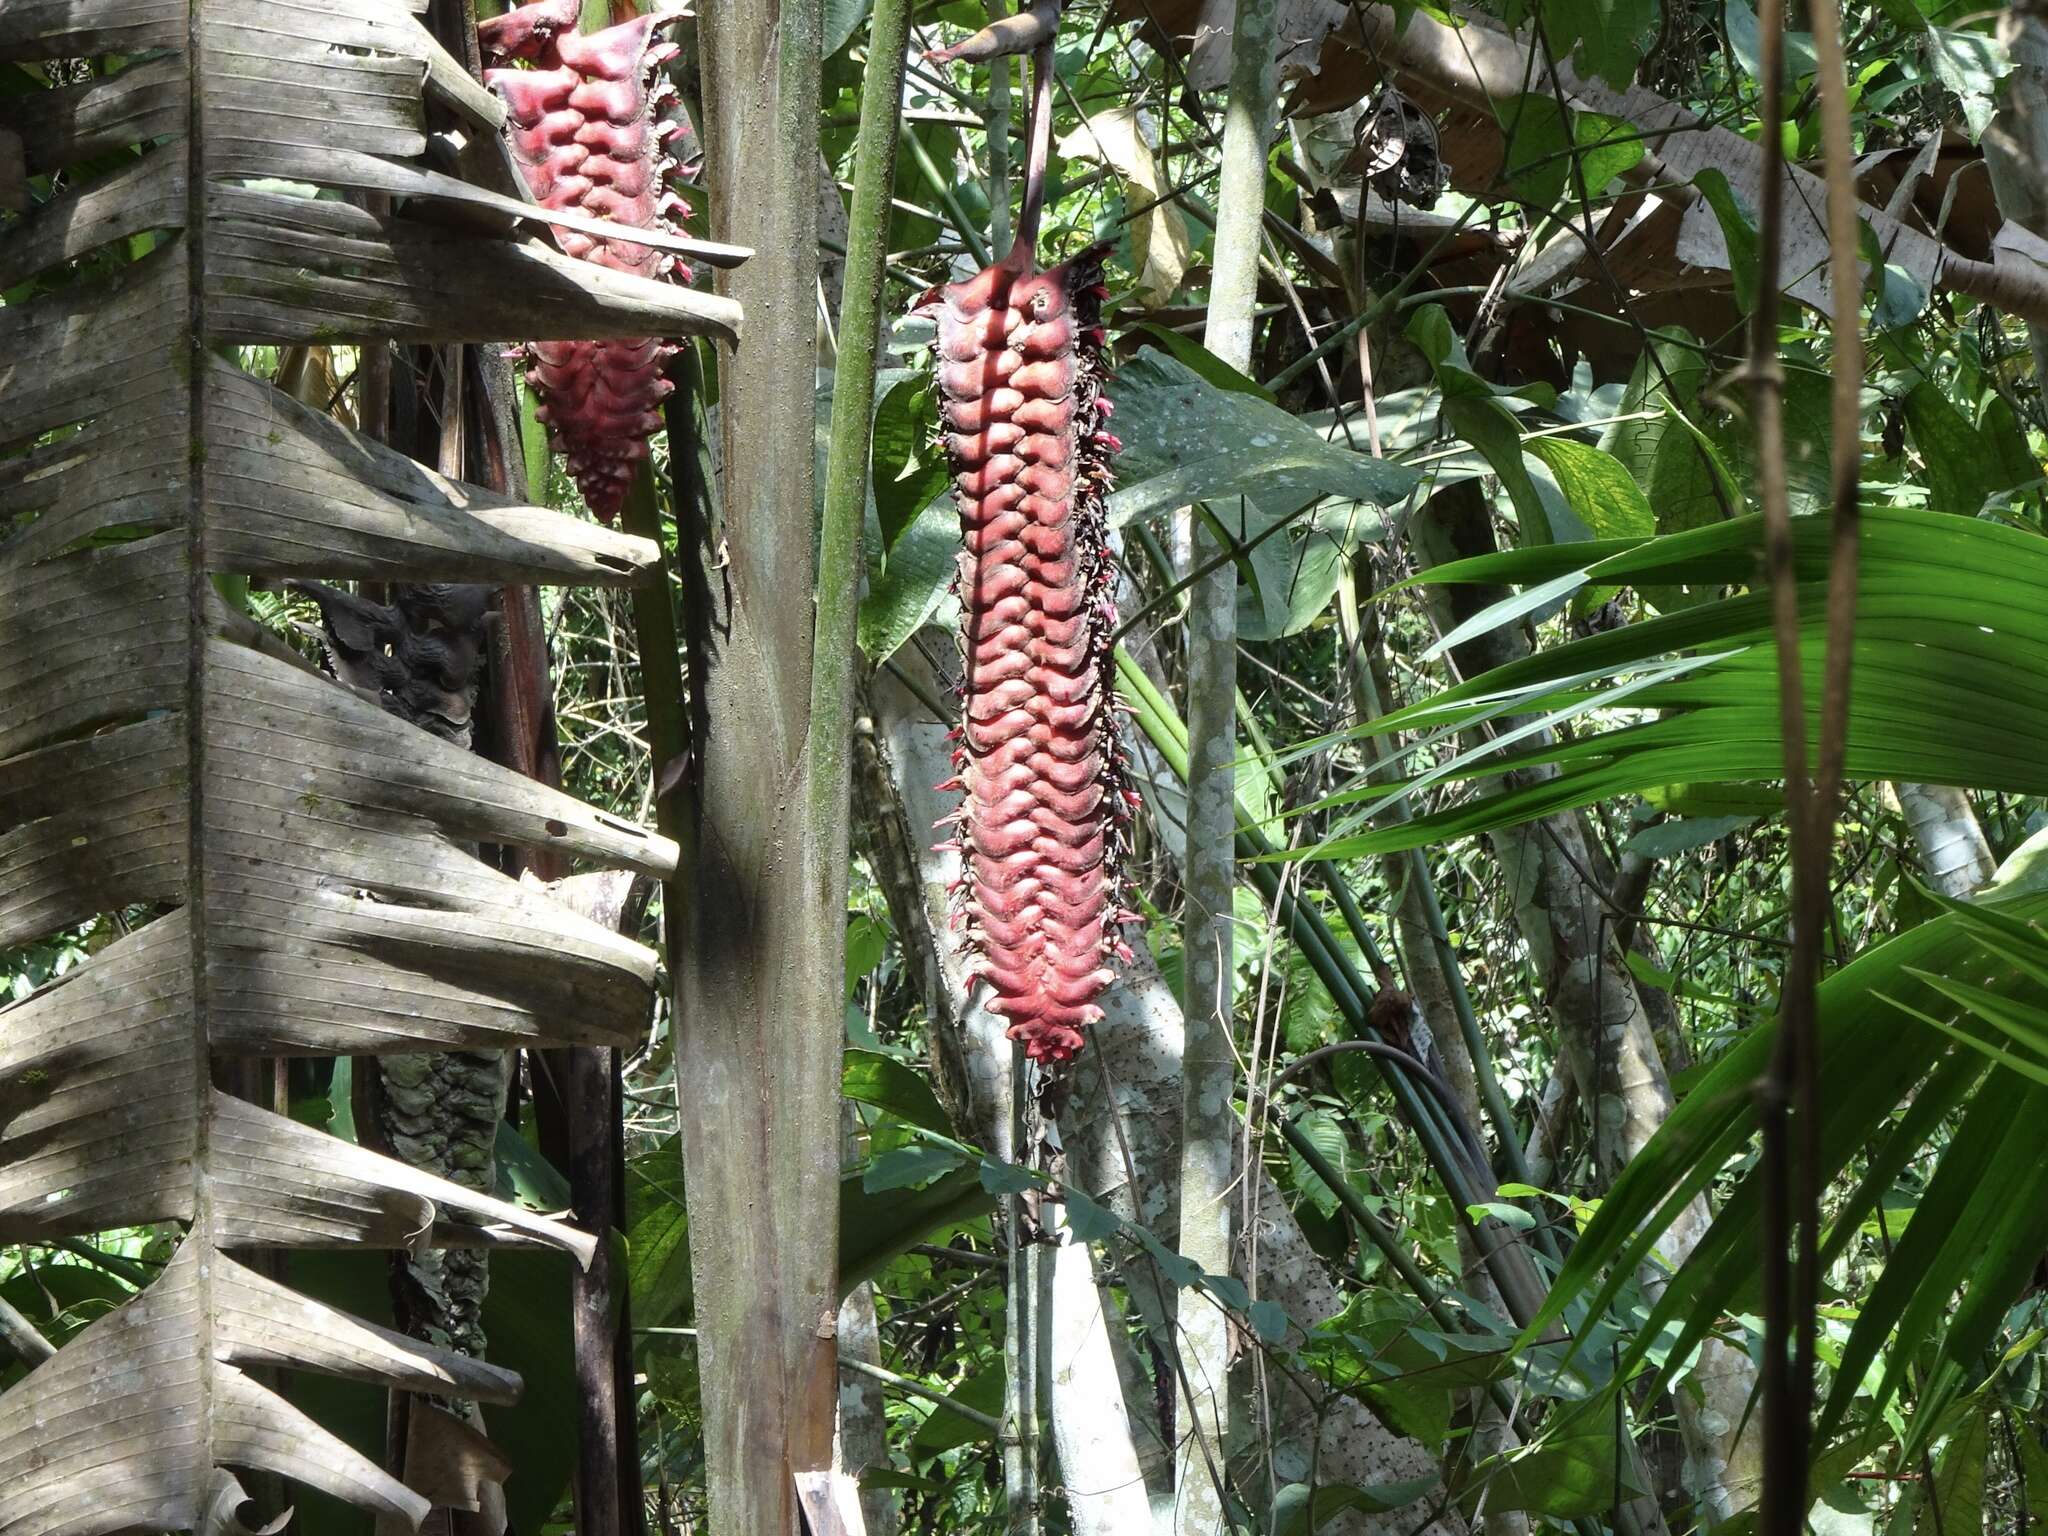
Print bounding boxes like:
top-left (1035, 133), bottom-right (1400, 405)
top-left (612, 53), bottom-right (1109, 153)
top-left (927, 245), bottom-right (1132, 1064)
top-left (483, 2), bottom-right (690, 524)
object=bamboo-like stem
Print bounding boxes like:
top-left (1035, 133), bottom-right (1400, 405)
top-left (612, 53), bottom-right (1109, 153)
top-left (1758, 0), bottom-right (1863, 1524)
top-left (622, 465), bottom-right (687, 955)
top-left (1117, 645), bottom-right (1670, 1531)
top-left (1174, 0), bottom-right (1275, 1525)
top-left (1009, 42), bottom-right (1056, 261)
top-left (905, 129), bottom-right (995, 269)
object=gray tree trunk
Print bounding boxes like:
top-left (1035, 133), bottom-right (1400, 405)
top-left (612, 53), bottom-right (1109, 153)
top-left (1982, 9), bottom-right (2048, 378)
top-left (674, 0), bottom-right (838, 1523)
top-left (1894, 784), bottom-right (1996, 899)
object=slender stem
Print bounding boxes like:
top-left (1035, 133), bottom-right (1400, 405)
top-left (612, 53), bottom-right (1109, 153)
top-left (1748, 0), bottom-right (1816, 1528)
top-left (906, 129), bottom-right (994, 269)
top-left (622, 464), bottom-right (686, 965)
top-left (0, 1294), bottom-right (54, 1365)
top-left (842, 1358), bottom-right (1009, 1433)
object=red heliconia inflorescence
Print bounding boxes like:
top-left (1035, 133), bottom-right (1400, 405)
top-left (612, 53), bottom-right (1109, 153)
top-left (922, 243), bottom-right (1136, 1064)
top-left (481, 0), bottom-right (691, 524)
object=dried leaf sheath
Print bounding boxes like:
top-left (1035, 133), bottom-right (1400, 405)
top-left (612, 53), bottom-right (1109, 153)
top-left (484, 0), bottom-right (692, 523)
top-left (0, 0), bottom-right (725, 1529)
top-left (927, 245), bottom-right (1132, 1063)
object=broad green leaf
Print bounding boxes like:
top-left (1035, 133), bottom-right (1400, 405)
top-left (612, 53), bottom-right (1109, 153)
top-left (1904, 382), bottom-right (2036, 514)
top-left (871, 376), bottom-right (950, 556)
top-left (823, 0), bottom-right (875, 55)
top-left (1524, 438), bottom-right (1655, 541)
top-left (1107, 351), bottom-right (1417, 528)
top-left (627, 1144), bottom-right (694, 1330)
top-left (1461, 1405), bottom-right (1640, 1518)
top-left (840, 1166), bottom-right (995, 1294)
top-left (864, 1142), bottom-right (968, 1193)
top-left (1273, 1477), bottom-right (1436, 1534)
top-left (1122, 324), bottom-right (1277, 401)
top-left (1693, 168), bottom-right (1761, 312)
top-left (1927, 27), bottom-right (2012, 140)
top-left (1286, 1108), bottom-right (1358, 1220)
top-left (909, 1364), bottom-right (1005, 1453)
top-left (1622, 814), bottom-right (1752, 857)
top-left (857, 491), bottom-right (957, 663)
top-left (1546, 0), bottom-right (1660, 85)
top-left (844, 1048), bottom-right (957, 1136)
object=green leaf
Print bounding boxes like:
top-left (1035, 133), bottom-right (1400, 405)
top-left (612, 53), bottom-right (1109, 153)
top-left (1693, 168), bottom-right (1761, 313)
top-left (1285, 1108), bottom-right (1355, 1219)
top-left (1107, 351), bottom-right (1417, 529)
top-left (1545, 0), bottom-right (1660, 86)
top-left (871, 376), bottom-right (950, 556)
top-left (1250, 1299), bottom-right (1290, 1342)
top-left (978, 1155), bottom-right (1041, 1196)
top-left (1927, 27), bottom-right (2011, 141)
top-left (910, 1364), bottom-right (1005, 1453)
top-left (864, 1141), bottom-right (967, 1193)
top-left (844, 911), bottom-right (887, 993)
top-left (1273, 1477), bottom-right (1436, 1535)
top-left (1524, 438), bottom-right (1656, 541)
top-left (495, 1119), bottom-right (572, 1211)
top-left (840, 1165), bottom-right (995, 1294)
top-left (823, 0), bottom-right (874, 56)
top-left (857, 490), bottom-right (956, 663)
top-left (626, 1145), bottom-right (693, 1330)
top-left (1461, 1404), bottom-right (1640, 1518)
top-left (1923, 1407), bottom-right (1991, 1535)
top-left (1123, 324), bottom-right (1277, 401)
top-left (843, 1047), bottom-right (956, 1136)
top-left (1500, 95), bottom-right (1575, 211)
top-left (1623, 814), bottom-right (1751, 857)
top-left (1904, 382), bottom-right (2037, 514)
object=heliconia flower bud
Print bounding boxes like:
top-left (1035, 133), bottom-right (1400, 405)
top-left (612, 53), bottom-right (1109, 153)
top-left (482, 1), bottom-right (692, 525)
top-left (919, 243), bottom-right (1132, 1065)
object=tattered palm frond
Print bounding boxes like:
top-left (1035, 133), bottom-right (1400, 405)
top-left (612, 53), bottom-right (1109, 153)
top-left (0, 1), bottom-right (737, 1530)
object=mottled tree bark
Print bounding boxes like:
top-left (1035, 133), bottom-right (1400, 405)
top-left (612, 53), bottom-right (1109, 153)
top-left (1894, 784), bottom-right (1996, 899)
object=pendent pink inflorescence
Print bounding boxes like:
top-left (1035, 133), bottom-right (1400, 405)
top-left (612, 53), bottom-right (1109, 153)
top-left (923, 243), bottom-right (1135, 1064)
top-left (482, 0), bottom-right (691, 524)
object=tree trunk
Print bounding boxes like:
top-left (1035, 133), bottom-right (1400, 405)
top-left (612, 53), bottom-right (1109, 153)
top-left (1894, 784), bottom-right (1996, 899)
top-left (673, 0), bottom-right (837, 1523)
top-left (1982, 8), bottom-right (2048, 378)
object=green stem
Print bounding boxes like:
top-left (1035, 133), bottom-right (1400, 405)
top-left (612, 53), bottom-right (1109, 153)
top-left (905, 128), bottom-right (994, 269)
top-left (810, 0), bottom-right (912, 853)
